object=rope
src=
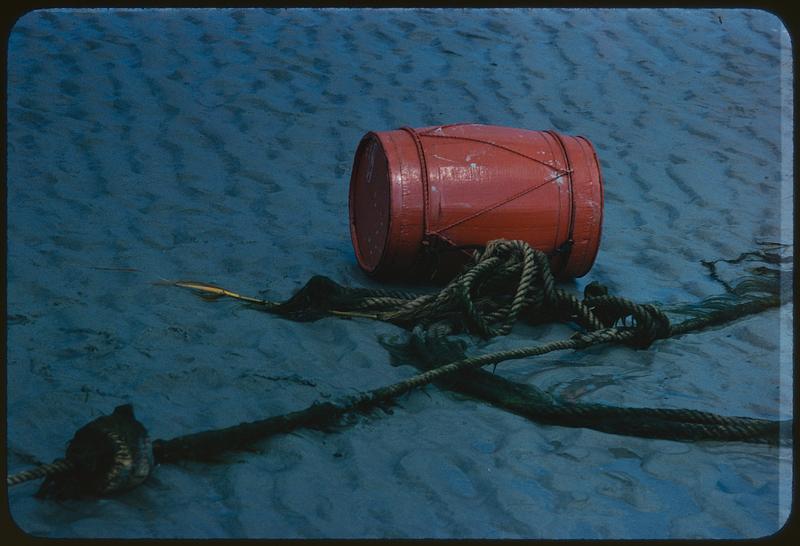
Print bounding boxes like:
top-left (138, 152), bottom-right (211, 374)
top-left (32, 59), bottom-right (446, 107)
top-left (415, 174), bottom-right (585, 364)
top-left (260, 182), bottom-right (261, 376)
top-left (394, 327), bottom-right (788, 446)
top-left (158, 238), bottom-right (789, 447)
top-left (151, 315), bottom-right (787, 466)
top-left (9, 240), bottom-right (790, 495)
top-left (322, 239), bottom-right (669, 346)
top-left (7, 459), bottom-right (73, 486)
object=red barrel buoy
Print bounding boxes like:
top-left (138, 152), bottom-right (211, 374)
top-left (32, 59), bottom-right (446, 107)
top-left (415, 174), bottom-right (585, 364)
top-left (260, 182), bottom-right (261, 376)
top-left (348, 123), bottom-right (604, 281)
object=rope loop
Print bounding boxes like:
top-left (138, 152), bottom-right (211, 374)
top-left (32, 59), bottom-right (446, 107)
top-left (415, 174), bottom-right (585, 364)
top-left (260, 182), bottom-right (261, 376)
top-left (583, 294), bottom-right (671, 348)
top-left (376, 238), bottom-right (677, 345)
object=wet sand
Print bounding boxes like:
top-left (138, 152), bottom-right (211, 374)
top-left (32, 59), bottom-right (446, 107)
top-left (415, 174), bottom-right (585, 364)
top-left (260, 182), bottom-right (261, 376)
top-left (6, 8), bottom-right (792, 538)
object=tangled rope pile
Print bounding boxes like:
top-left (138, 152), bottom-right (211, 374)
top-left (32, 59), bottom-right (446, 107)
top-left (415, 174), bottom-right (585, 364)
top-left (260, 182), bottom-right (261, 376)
top-left (242, 238), bottom-right (780, 347)
top-left (158, 238), bottom-right (789, 447)
top-left (7, 239), bottom-right (792, 499)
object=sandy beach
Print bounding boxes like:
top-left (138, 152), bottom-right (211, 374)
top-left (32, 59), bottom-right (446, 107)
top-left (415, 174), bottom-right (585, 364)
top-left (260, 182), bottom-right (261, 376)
top-left (6, 8), bottom-right (792, 538)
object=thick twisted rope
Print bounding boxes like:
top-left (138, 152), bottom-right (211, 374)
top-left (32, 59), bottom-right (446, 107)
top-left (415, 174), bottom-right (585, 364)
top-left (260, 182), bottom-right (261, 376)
top-left (346, 329), bottom-right (635, 407)
top-left (161, 239), bottom-right (789, 447)
top-left (168, 240), bottom-right (678, 347)
top-left (7, 459), bottom-right (73, 486)
top-left (410, 325), bottom-right (787, 444)
top-left (152, 317), bottom-right (786, 465)
top-left (319, 239), bottom-right (669, 346)
top-left (8, 241), bottom-right (790, 493)
top-left (166, 240), bottom-right (787, 415)
top-left (308, 240), bottom-right (776, 349)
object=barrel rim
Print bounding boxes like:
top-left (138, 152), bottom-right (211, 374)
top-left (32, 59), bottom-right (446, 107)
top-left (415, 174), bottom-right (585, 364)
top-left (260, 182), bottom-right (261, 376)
top-left (348, 132), bottom-right (392, 275)
top-left (576, 134), bottom-right (604, 275)
top-left (559, 133), bottom-right (604, 278)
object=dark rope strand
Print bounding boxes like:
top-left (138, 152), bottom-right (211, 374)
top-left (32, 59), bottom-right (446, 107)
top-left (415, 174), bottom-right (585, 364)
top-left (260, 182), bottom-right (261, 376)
top-left (7, 459), bottom-right (73, 486)
top-left (9, 241), bottom-right (790, 495)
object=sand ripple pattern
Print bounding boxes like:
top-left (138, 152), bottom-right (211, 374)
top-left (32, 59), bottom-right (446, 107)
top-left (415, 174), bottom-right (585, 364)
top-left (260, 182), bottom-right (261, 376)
top-left (6, 8), bottom-right (791, 539)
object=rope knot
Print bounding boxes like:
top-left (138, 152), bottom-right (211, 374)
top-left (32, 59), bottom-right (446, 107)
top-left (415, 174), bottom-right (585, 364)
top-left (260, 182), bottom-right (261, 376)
top-left (36, 404), bottom-right (153, 500)
top-left (624, 303), bottom-right (672, 348)
top-left (582, 293), bottom-right (672, 348)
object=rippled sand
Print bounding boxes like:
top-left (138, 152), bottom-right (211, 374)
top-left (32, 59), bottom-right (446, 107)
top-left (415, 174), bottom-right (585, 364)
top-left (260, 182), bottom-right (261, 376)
top-left (6, 8), bottom-right (792, 538)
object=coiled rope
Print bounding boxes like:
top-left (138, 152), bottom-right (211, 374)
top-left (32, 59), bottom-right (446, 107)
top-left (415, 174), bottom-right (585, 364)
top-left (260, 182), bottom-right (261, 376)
top-left (176, 239), bottom-right (777, 348)
top-left (155, 238), bottom-right (789, 450)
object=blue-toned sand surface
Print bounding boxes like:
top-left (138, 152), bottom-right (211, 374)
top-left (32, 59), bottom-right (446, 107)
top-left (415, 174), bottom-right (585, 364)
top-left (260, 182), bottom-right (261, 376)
top-left (6, 8), bottom-right (793, 539)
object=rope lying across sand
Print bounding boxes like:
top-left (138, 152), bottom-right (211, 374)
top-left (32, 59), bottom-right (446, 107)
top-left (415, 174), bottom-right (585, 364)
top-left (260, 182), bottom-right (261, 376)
top-left (160, 239), bottom-right (789, 448)
top-left (8, 240), bottom-right (792, 498)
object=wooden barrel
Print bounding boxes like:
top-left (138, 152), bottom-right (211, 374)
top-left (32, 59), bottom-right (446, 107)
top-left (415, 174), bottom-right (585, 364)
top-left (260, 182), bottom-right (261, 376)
top-left (348, 123), bottom-right (604, 281)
